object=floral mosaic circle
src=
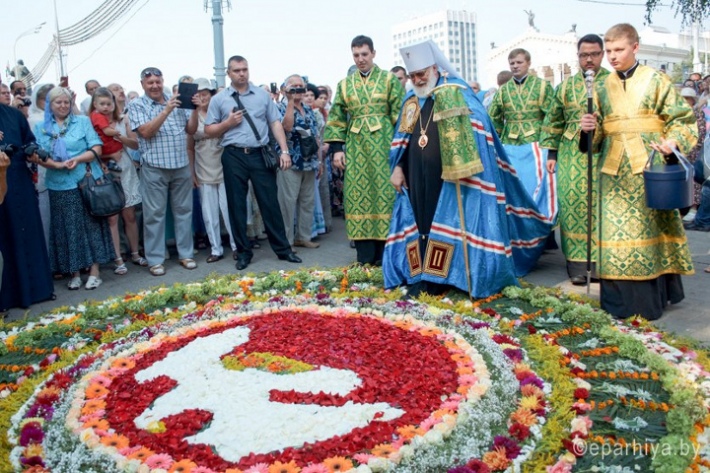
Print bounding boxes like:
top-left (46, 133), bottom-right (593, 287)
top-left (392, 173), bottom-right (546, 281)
top-left (3, 268), bottom-right (710, 472)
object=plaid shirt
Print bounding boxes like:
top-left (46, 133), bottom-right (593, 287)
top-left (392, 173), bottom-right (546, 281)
top-left (127, 93), bottom-right (190, 169)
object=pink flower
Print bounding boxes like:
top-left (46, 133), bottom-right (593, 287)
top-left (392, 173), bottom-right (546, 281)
top-left (546, 460), bottom-right (573, 473)
top-left (91, 375), bottom-right (112, 387)
top-left (192, 467), bottom-right (217, 473)
top-left (352, 453), bottom-right (374, 464)
top-left (244, 463), bottom-right (270, 473)
top-left (301, 465), bottom-right (329, 473)
top-left (118, 446), bottom-right (140, 457)
top-left (145, 453), bottom-right (174, 469)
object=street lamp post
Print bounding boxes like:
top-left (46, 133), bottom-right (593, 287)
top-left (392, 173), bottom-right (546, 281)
top-left (205, 0), bottom-right (230, 88)
top-left (13, 22), bottom-right (46, 83)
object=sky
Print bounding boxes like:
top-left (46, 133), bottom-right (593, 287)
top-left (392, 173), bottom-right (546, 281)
top-left (0, 0), bottom-right (689, 103)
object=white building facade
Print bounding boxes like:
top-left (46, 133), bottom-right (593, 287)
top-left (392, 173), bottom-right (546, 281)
top-left (392, 10), bottom-right (478, 82)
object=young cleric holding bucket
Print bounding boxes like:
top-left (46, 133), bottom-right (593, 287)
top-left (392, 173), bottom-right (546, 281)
top-left (580, 23), bottom-right (697, 321)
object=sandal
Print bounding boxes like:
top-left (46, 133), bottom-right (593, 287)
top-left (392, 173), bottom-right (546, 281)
top-left (149, 264), bottom-right (166, 276)
top-left (131, 252), bottom-right (148, 267)
top-left (705, 266), bottom-right (710, 273)
top-left (85, 276), bottom-right (102, 290)
top-left (180, 258), bottom-right (197, 270)
top-left (114, 258), bottom-right (128, 275)
top-left (67, 276), bottom-right (82, 290)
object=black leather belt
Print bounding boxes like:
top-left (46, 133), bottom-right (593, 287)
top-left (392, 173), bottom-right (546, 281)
top-left (227, 145), bottom-right (261, 154)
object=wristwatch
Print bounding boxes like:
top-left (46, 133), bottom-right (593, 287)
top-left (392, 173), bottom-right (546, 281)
top-left (280, 151), bottom-right (290, 155)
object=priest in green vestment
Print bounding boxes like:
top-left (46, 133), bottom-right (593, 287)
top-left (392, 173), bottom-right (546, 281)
top-left (324, 35), bottom-right (405, 265)
top-left (488, 48), bottom-right (554, 145)
top-left (580, 23), bottom-right (697, 321)
top-left (540, 34), bottom-right (610, 285)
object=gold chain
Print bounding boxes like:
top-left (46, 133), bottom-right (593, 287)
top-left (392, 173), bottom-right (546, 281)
top-left (418, 102), bottom-right (434, 149)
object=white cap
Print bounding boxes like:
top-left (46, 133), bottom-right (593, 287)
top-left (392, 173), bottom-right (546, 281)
top-left (194, 77), bottom-right (215, 92)
top-left (398, 40), bottom-right (462, 80)
top-left (680, 87), bottom-right (697, 99)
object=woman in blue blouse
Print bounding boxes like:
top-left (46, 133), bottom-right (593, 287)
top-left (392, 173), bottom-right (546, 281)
top-left (33, 87), bottom-right (115, 290)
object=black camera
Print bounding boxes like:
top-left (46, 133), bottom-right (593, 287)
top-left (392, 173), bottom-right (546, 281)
top-left (288, 87), bottom-right (306, 94)
top-left (270, 82), bottom-right (278, 94)
top-left (20, 97), bottom-right (31, 107)
top-left (22, 143), bottom-right (50, 162)
top-left (0, 144), bottom-right (18, 156)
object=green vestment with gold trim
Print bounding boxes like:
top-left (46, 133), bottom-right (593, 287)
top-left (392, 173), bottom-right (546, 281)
top-left (323, 66), bottom-right (405, 240)
top-left (488, 75), bottom-right (554, 145)
top-left (593, 65), bottom-right (697, 280)
top-left (540, 68), bottom-right (609, 267)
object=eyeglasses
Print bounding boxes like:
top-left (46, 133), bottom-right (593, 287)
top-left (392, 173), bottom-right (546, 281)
top-left (408, 70), bottom-right (429, 80)
top-left (578, 51), bottom-right (603, 60)
top-left (140, 67), bottom-right (163, 79)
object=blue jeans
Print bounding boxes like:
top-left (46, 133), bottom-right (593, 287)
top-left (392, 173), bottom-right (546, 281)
top-left (693, 160), bottom-right (710, 227)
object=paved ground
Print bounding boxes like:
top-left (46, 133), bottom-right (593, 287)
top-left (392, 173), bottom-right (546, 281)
top-left (5, 216), bottom-right (710, 343)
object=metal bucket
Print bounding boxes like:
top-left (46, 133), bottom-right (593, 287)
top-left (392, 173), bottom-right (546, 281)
top-left (643, 150), bottom-right (694, 210)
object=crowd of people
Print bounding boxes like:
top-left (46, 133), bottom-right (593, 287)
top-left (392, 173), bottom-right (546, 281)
top-left (0, 23), bottom-right (705, 323)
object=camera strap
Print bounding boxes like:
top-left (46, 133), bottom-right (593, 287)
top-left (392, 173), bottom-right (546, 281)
top-left (232, 92), bottom-right (263, 143)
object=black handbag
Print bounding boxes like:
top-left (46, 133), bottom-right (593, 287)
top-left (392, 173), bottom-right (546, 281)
top-left (233, 93), bottom-right (279, 172)
top-left (78, 151), bottom-right (126, 217)
top-left (299, 134), bottom-right (319, 161)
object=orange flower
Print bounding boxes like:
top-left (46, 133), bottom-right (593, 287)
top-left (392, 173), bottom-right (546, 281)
top-left (82, 418), bottom-right (110, 431)
top-left (225, 469), bottom-right (244, 473)
top-left (268, 460), bottom-right (301, 473)
top-left (110, 357), bottom-right (136, 370)
top-left (323, 456), bottom-right (354, 472)
top-left (81, 399), bottom-right (107, 415)
top-left (396, 425), bottom-right (423, 440)
top-left (371, 443), bottom-right (395, 457)
top-left (85, 384), bottom-right (110, 399)
top-left (510, 407), bottom-right (538, 427)
top-left (169, 459), bottom-right (197, 473)
top-left (482, 447), bottom-right (511, 470)
top-left (520, 384), bottom-right (543, 398)
top-left (127, 446), bottom-right (155, 461)
top-left (99, 433), bottom-right (130, 449)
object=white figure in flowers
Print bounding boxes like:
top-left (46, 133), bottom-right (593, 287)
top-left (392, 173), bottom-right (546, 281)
top-left (133, 326), bottom-right (404, 462)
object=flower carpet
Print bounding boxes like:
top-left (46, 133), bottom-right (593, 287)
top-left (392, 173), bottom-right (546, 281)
top-left (1, 266), bottom-right (709, 473)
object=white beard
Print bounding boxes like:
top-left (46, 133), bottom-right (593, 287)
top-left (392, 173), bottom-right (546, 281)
top-left (412, 69), bottom-right (438, 99)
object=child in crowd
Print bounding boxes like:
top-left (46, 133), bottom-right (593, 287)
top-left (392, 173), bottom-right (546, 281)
top-left (89, 87), bottom-right (123, 172)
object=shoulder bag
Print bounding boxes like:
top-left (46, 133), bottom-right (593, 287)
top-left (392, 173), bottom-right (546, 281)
top-left (232, 93), bottom-right (279, 171)
top-left (78, 149), bottom-right (126, 217)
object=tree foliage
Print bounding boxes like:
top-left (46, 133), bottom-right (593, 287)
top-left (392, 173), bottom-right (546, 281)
top-left (646, 0), bottom-right (710, 26)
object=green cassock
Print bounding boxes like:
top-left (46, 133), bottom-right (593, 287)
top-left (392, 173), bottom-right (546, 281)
top-left (540, 68), bottom-right (609, 267)
top-left (488, 75), bottom-right (554, 145)
top-left (323, 65), bottom-right (404, 240)
top-left (592, 65), bottom-right (697, 281)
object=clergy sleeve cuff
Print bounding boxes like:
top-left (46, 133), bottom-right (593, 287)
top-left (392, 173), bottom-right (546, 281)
top-left (330, 142), bottom-right (344, 154)
top-left (547, 150), bottom-right (558, 161)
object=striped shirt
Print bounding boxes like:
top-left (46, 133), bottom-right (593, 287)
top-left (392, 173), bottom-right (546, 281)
top-left (127, 93), bottom-right (191, 169)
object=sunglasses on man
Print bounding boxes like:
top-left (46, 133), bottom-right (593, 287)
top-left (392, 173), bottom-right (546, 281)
top-left (140, 67), bottom-right (163, 79)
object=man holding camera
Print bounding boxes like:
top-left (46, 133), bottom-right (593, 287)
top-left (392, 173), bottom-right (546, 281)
top-left (10, 81), bottom-right (31, 118)
top-left (277, 74), bottom-right (321, 249)
top-left (204, 55), bottom-right (301, 271)
top-left (324, 35), bottom-right (405, 265)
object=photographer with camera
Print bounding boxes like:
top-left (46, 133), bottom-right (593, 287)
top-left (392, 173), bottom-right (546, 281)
top-left (0, 102), bottom-right (54, 314)
top-left (277, 75), bottom-right (321, 249)
top-left (10, 81), bottom-right (32, 119)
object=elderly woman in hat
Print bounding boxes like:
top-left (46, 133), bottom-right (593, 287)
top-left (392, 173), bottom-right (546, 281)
top-left (32, 87), bottom-right (115, 290)
top-left (186, 78), bottom-right (237, 263)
